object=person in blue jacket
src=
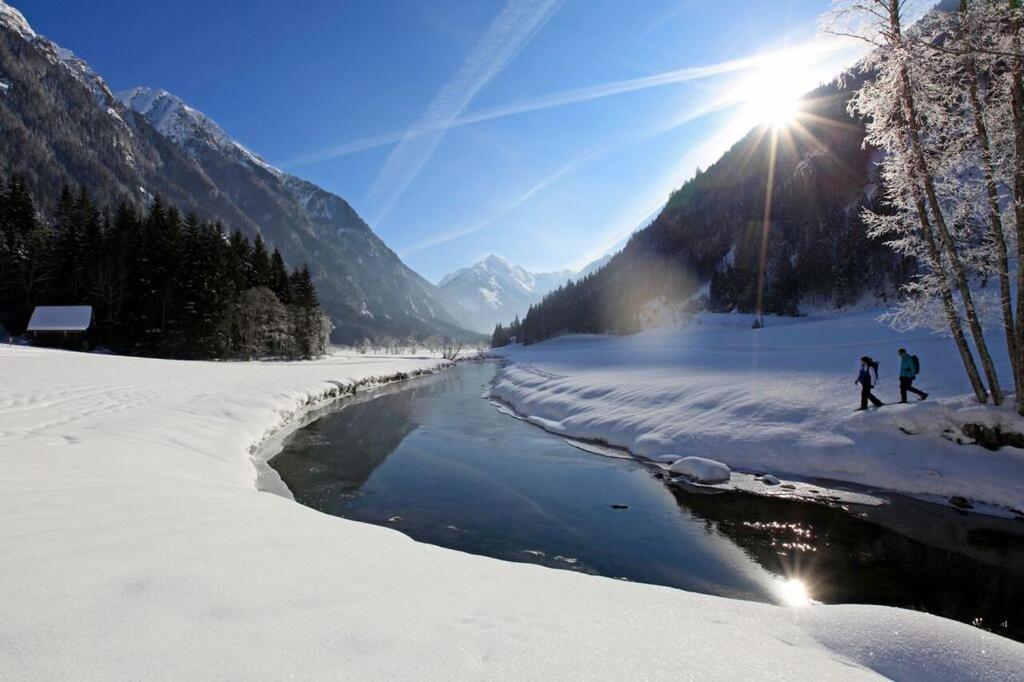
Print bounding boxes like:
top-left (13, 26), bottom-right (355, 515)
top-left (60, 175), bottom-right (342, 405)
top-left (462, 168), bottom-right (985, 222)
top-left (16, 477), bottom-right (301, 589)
top-left (856, 356), bottom-right (883, 410)
top-left (898, 348), bottom-right (928, 403)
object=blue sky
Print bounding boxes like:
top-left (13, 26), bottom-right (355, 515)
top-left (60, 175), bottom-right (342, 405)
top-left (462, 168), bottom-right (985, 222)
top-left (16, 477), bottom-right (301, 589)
top-left (19, 0), bottom-right (863, 282)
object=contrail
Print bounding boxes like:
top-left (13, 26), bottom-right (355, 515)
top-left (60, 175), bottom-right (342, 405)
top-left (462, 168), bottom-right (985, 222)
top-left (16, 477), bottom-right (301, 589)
top-left (399, 156), bottom-right (583, 258)
top-left (363, 0), bottom-right (565, 226)
top-left (398, 93), bottom-right (738, 259)
top-left (282, 39), bottom-right (846, 169)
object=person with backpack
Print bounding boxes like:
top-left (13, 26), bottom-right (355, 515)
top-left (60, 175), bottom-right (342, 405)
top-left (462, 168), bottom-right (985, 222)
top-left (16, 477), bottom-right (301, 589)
top-left (855, 356), bottom-right (883, 410)
top-left (898, 348), bottom-right (928, 403)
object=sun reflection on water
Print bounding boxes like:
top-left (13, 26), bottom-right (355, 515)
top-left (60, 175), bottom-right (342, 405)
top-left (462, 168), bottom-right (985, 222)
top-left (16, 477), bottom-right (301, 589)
top-left (777, 577), bottom-right (812, 607)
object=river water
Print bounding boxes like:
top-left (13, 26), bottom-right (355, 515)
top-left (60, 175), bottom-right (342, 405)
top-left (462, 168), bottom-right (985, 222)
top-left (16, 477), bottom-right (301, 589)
top-left (270, 361), bottom-right (1024, 641)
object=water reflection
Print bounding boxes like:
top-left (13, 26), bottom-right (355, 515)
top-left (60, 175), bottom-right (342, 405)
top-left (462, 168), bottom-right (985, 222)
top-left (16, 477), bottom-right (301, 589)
top-left (669, 484), bottom-right (1024, 639)
top-left (275, 388), bottom-right (421, 502)
top-left (271, 361), bottom-right (1024, 643)
top-left (776, 577), bottom-right (812, 607)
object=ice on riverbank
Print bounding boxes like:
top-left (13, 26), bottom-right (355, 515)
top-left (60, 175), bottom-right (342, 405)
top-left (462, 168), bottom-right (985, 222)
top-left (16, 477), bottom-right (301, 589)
top-left (1, 344), bottom-right (1022, 678)
top-left (490, 309), bottom-right (1024, 512)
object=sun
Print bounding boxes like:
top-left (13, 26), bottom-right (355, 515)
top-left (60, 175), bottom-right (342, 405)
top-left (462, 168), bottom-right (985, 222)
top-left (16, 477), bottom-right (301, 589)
top-left (731, 51), bottom-right (810, 130)
top-left (761, 92), bottom-right (801, 129)
top-left (745, 70), bottom-right (804, 129)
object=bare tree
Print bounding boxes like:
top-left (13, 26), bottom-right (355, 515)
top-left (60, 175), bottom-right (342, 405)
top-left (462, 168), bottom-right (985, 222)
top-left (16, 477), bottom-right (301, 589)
top-left (232, 287), bottom-right (293, 359)
top-left (441, 336), bottom-right (464, 361)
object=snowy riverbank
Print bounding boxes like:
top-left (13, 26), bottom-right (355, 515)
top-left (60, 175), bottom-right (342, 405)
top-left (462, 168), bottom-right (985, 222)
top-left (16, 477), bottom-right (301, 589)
top-left (491, 310), bottom-right (1024, 512)
top-left (2, 345), bottom-right (1023, 678)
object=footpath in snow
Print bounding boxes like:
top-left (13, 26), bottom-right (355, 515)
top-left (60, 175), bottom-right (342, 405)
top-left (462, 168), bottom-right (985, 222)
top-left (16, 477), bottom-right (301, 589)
top-left (1, 344), bottom-right (1022, 679)
top-left (491, 310), bottom-right (1024, 512)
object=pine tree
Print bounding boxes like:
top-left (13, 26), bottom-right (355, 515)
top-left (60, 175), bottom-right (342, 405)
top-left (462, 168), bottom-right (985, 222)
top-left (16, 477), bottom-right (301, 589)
top-left (289, 264), bottom-right (318, 308)
top-left (0, 176), bottom-right (46, 332)
top-left (248, 234), bottom-right (272, 289)
top-left (269, 248), bottom-right (291, 304)
top-left (53, 185), bottom-right (81, 304)
top-left (0, 182), bottom-right (324, 360)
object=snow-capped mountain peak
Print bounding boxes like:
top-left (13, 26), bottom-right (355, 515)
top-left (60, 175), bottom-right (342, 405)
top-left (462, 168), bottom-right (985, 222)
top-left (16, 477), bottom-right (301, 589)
top-left (438, 255), bottom-right (575, 333)
top-left (0, 3), bottom-right (119, 111)
top-left (117, 86), bottom-right (281, 176)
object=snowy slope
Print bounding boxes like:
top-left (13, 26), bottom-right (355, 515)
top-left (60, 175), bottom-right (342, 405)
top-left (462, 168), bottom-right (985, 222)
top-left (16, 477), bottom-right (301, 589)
top-left (438, 255), bottom-right (573, 333)
top-left (118, 86), bottom-right (283, 176)
top-left (0, 0), bottom-right (32, 39)
top-left (1, 346), bottom-right (1021, 678)
top-left (491, 310), bottom-right (1024, 511)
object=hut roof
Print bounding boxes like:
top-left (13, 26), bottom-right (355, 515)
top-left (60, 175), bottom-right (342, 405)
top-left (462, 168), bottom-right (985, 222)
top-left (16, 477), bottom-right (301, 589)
top-left (27, 306), bottom-right (93, 332)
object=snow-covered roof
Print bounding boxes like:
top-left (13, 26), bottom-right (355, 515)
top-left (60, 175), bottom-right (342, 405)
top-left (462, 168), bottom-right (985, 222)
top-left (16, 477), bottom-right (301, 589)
top-left (27, 306), bottom-right (93, 332)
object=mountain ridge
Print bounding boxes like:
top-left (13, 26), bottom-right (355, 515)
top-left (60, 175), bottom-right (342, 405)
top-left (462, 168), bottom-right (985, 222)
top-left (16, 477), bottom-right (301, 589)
top-left (512, 71), bottom-right (911, 344)
top-left (0, 1), bottom-right (478, 343)
top-left (437, 254), bottom-right (609, 333)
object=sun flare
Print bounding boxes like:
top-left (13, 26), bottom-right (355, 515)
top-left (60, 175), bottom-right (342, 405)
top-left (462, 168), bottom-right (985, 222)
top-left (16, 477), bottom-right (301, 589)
top-left (777, 578), bottom-right (812, 607)
top-left (761, 93), bottom-right (801, 129)
top-left (733, 50), bottom-right (811, 130)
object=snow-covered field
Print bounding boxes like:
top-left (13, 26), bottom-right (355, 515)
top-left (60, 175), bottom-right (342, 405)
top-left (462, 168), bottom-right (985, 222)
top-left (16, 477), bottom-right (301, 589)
top-left (491, 310), bottom-right (1024, 512)
top-left (2, 344), bottom-right (1023, 679)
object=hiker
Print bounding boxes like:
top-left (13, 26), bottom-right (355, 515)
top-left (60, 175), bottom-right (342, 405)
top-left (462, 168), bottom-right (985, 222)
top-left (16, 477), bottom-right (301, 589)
top-left (856, 356), bottom-right (883, 410)
top-left (898, 348), bottom-right (928, 403)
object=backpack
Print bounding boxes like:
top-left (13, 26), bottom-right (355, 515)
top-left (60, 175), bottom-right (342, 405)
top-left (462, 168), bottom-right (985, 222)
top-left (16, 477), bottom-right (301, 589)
top-left (912, 355), bottom-right (920, 375)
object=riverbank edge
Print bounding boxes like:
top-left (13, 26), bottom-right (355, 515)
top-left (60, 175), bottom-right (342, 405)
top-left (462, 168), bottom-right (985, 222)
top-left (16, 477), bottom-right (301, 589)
top-left (488, 356), bottom-right (1024, 515)
top-left (4, 346), bottom-right (1024, 678)
top-left (251, 359), bottom-right (454, 498)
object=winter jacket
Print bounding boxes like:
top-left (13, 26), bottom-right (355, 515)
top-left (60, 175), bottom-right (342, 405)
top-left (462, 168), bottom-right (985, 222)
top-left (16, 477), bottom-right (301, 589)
top-left (856, 365), bottom-right (875, 388)
top-left (900, 354), bottom-right (917, 379)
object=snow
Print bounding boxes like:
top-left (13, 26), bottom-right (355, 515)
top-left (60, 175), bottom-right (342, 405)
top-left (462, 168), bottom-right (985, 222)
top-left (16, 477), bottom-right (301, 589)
top-left (439, 255), bottom-right (579, 332)
top-left (116, 87), bottom-right (282, 176)
top-left (0, 1), bottom-right (35, 40)
top-left (491, 309), bottom-right (1024, 511)
top-left (52, 45), bottom-right (119, 108)
top-left (26, 305), bottom-right (92, 331)
top-left (668, 456), bottom-right (732, 483)
top-left (2, 344), bottom-right (1022, 677)
top-left (479, 286), bottom-right (501, 307)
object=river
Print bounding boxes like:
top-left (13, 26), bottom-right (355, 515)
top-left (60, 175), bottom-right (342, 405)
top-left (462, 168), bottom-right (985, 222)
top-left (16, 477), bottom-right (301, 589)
top-left (270, 361), bottom-right (1024, 642)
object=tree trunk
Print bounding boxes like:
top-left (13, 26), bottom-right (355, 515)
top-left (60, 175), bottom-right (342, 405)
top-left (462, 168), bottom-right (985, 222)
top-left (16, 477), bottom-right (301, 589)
top-left (1009, 0), bottom-right (1024, 413)
top-left (915, 199), bottom-right (989, 402)
top-left (962, 0), bottom-right (1018, 397)
top-left (891, 0), bottom-right (1004, 404)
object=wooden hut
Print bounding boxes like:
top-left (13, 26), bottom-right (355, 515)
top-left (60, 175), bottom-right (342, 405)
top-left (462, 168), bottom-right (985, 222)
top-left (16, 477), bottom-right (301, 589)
top-left (27, 306), bottom-right (94, 350)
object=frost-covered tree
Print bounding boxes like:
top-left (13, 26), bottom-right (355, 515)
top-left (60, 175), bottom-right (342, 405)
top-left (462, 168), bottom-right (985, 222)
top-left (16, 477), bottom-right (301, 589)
top-left (826, 0), bottom-right (1017, 404)
top-left (943, 1), bottom-right (1018, 393)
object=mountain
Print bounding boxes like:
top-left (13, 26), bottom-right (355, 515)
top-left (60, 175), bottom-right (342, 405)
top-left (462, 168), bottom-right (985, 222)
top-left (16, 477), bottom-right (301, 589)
top-left (0, 1), bottom-right (475, 343)
top-left (437, 255), bottom-right (573, 333)
top-left (575, 254), bottom-right (612, 281)
top-left (515, 71), bottom-right (912, 344)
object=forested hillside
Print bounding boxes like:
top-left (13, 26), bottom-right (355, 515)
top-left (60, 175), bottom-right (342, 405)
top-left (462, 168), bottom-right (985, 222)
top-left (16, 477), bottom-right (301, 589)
top-left (0, 2), bottom-right (475, 344)
top-left (515, 75), bottom-right (913, 345)
top-left (0, 178), bottom-right (329, 359)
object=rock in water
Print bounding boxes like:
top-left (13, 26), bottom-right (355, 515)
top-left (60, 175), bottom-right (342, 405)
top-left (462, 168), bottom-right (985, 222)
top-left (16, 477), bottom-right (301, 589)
top-left (667, 456), bottom-right (731, 484)
top-left (949, 496), bottom-right (973, 510)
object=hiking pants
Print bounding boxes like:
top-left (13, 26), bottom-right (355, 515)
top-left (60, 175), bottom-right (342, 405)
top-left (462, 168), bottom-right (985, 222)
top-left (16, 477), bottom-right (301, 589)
top-left (900, 377), bottom-right (926, 402)
top-left (861, 385), bottom-right (883, 409)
